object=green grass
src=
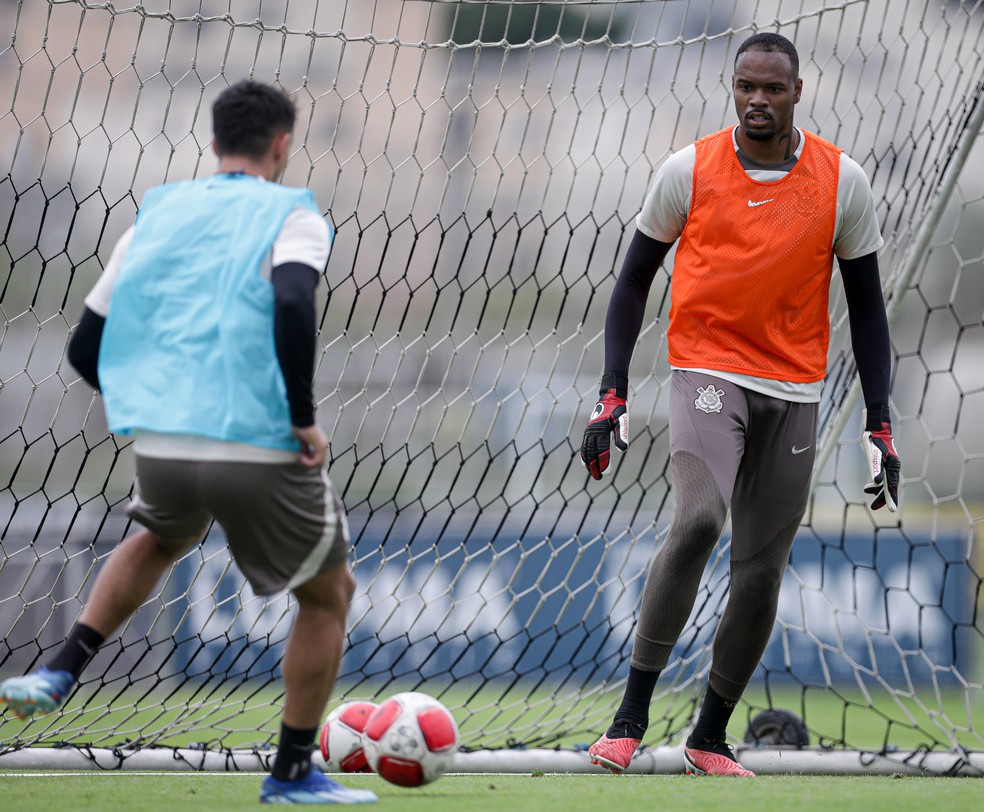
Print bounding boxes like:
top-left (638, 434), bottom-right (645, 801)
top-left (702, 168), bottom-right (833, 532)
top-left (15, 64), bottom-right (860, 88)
top-left (0, 773), bottom-right (982, 812)
top-left (4, 680), bottom-right (982, 754)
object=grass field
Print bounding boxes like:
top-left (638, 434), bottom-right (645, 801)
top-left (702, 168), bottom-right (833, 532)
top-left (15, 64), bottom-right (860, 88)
top-left (3, 677), bottom-right (980, 812)
top-left (5, 680), bottom-right (980, 754)
top-left (1, 772), bottom-right (982, 812)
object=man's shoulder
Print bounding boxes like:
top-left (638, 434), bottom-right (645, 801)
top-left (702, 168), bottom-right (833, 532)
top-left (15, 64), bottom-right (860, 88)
top-left (802, 132), bottom-right (872, 186)
top-left (658, 142), bottom-right (698, 177)
top-left (836, 151), bottom-right (871, 181)
top-left (281, 205), bottom-right (331, 240)
top-left (803, 129), bottom-right (844, 156)
top-left (139, 178), bottom-right (196, 207)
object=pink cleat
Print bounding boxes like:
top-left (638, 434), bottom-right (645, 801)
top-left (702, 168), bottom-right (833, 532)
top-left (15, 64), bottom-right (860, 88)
top-left (684, 738), bottom-right (755, 777)
top-left (588, 733), bottom-right (642, 774)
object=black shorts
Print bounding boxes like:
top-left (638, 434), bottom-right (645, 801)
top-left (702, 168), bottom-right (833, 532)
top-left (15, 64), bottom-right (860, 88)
top-left (126, 456), bottom-right (350, 595)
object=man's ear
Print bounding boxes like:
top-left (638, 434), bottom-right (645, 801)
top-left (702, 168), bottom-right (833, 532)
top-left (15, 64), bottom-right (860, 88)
top-left (273, 130), bottom-right (292, 162)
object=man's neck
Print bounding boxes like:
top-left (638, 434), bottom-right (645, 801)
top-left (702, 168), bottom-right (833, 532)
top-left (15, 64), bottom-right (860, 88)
top-left (735, 126), bottom-right (800, 166)
top-left (215, 156), bottom-right (271, 179)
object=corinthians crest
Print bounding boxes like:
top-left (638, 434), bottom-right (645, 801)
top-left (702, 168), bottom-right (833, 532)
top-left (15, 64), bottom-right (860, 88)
top-left (694, 385), bottom-right (725, 414)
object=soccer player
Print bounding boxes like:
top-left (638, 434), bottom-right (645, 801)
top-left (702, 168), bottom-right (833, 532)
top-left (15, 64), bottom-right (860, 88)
top-left (580, 33), bottom-right (901, 777)
top-left (0, 80), bottom-right (376, 805)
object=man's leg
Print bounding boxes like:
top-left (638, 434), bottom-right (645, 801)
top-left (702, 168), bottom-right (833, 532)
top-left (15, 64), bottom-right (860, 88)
top-left (79, 529), bottom-right (199, 636)
top-left (589, 451), bottom-right (730, 774)
top-left (260, 562), bottom-right (376, 804)
top-left (685, 394), bottom-right (818, 777)
top-left (1, 528), bottom-right (197, 719)
top-left (682, 522), bottom-right (797, 778)
top-left (210, 459), bottom-right (375, 804)
top-left (267, 563), bottom-right (354, 783)
top-left (281, 562), bottom-right (355, 731)
top-left (589, 372), bottom-right (746, 773)
top-left (627, 450), bottom-right (730, 706)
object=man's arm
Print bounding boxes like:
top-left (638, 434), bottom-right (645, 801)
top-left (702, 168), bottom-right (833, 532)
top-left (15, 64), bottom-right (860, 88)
top-left (839, 251), bottom-right (890, 408)
top-left (272, 261), bottom-right (320, 429)
top-left (66, 227), bottom-right (134, 391)
top-left (603, 230), bottom-right (674, 384)
top-left (839, 251), bottom-right (900, 511)
top-left (273, 261), bottom-right (329, 467)
top-left (66, 307), bottom-right (106, 391)
top-left (580, 230), bottom-right (673, 480)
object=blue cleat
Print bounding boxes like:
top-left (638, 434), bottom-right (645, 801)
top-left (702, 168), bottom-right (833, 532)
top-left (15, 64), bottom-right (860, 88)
top-left (0, 667), bottom-right (75, 720)
top-left (260, 766), bottom-right (377, 805)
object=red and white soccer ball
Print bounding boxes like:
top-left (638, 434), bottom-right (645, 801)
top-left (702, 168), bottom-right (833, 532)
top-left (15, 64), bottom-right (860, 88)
top-left (362, 691), bottom-right (459, 787)
top-left (319, 700), bottom-right (378, 773)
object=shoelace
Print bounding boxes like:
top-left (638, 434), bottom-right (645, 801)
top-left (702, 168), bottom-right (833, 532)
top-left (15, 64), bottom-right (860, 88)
top-left (688, 737), bottom-right (738, 759)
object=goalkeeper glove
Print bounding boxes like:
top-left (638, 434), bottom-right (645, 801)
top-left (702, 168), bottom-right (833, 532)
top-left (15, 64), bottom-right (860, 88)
top-left (580, 374), bottom-right (629, 480)
top-left (862, 405), bottom-right (901, 512)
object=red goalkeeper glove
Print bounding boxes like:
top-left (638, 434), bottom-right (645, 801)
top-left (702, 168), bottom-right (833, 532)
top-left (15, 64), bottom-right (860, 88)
top-left (580, 375), bottom-right (629, 480)
top-left (862, 405), bottom-right (901, 512)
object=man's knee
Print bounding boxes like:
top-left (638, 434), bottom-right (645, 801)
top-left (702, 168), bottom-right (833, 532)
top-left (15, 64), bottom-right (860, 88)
top-left (338, 567), bottom-right (356, 605)
top-left (729, 517), bottom-right (799, 599)
top-left (684, 507), bottom-right (727, 546)
top-left (151, 530), bottom-right (201, 560)
top-left (669, 451), bottom-right (728, 552)
top-left (729, 534), bottom-right (794, 602)
top-left (293, 563), bottom-right (355, 611)
top-left (663, 498), bottom-right (727, 563)
top-left (730, 557), bottom-right (785, 600)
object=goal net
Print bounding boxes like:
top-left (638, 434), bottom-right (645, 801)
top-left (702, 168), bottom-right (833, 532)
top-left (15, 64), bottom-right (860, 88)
top-left (1, 0), bottom-right (982, 776)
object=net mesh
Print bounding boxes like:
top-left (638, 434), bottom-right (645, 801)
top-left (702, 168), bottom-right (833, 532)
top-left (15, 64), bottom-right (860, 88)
top-left (1, 0), bottom-right (982, 768)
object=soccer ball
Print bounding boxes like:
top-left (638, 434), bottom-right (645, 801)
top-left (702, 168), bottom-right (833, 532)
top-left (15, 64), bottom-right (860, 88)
top-left (319, 700), bottom-right (378, 773)
top-left (362, 691), bottom-right (459, 787)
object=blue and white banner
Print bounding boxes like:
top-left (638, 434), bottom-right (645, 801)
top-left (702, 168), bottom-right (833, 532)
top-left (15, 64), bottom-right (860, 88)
top-left (166, 523), bottom-right (976, 688)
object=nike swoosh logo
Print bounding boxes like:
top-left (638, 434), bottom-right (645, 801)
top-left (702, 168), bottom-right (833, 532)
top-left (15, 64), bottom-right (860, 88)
top-left (791, 445), bottom-right (811, 455)
top-left (747, 199), bottom-right (775, 207)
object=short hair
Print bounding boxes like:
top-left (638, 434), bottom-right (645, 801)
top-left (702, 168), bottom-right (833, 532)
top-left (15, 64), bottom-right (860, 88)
top-left (735, 32), bottom-right (799, 79)
top-left (211, 80), bottom-right (296, 158)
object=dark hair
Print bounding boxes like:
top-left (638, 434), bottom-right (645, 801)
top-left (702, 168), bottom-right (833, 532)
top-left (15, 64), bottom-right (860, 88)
top-left (211, 80), bottom-right (296, 158)
top-left (735, 32), bottom-right (799, 79)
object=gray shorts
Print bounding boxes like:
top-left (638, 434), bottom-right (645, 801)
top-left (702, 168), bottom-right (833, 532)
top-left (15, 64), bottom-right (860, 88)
top-left (127, 456), bottom-right (350, 596)
top-left (670, 369), bottom-right (818, 561)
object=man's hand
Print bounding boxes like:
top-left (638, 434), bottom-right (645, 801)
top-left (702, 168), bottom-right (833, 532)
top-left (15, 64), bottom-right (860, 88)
top-left (862, 405), bottom-right (901, 512)
top-left (580, 387), bottom-right (629, 480)
top-left (293, 424), bottom-right (329, 468)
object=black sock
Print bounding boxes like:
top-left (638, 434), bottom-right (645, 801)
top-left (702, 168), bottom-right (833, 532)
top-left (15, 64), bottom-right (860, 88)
top-left (688, 684), bottom-right (739, 744)
top-left (271, 723), bottom-right (318, 782)
top-left (47, 623), bottom-right (105, 680)
top-left (607, 665), bottom-right (661, 737)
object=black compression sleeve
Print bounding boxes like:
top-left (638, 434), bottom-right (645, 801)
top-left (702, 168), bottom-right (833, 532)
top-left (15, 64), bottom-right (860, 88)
top-left (66, 307), bottom-right (105, 391)
top-left (272, 262), bottom-right (320, 428)
top-left (839, 251), bottom-right (891, 410)
top-left (603, 230), bottom-right (674, 395)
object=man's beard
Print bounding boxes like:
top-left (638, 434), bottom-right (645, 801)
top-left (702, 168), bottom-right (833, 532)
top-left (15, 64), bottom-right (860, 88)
top-left (744, 122), bottom-right (778, 141)
top-left (743, 110), bottom-right (782, 141)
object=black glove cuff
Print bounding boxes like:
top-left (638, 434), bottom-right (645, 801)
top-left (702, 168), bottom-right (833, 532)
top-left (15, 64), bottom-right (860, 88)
top-left (600, 372), bottom-right (629, 400)
top-left (864, 404), bottom-right (891, 433)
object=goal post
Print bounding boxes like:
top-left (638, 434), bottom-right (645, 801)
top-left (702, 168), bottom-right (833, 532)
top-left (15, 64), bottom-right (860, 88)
top-left (1, 0), bottom-right (983, 776)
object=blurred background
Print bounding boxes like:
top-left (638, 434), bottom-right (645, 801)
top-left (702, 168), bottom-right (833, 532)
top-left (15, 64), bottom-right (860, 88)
top-left (0, 1), bottom-right (982, 756)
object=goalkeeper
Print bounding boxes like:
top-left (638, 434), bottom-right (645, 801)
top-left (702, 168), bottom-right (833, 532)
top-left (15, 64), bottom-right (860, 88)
top-left (581, 33), bottom-right (900, 778)
top-left (0, 81), bottom-right (376, 805)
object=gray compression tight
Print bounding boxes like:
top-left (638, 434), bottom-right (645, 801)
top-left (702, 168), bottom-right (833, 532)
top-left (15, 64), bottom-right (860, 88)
top-left (630, 450), bottom-right (800, 703)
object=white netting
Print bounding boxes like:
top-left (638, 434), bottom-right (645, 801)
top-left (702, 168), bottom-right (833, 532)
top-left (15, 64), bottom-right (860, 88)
top-left (1, 0), bottom-right (982, 773)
